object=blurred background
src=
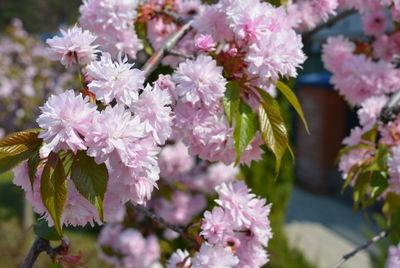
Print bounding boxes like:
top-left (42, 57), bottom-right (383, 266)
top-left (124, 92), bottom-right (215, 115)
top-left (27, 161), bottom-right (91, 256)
top-left (0, 1), bottom-right (390, 267)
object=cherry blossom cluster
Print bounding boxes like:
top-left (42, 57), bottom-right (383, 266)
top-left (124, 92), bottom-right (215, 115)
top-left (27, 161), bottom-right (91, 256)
top-left (167, 181), bottom-right (273, 268)
top-left (98, 224), bottom-right (162, 268)
top-left (0, 19), bottom-right (74, 135)
top-left (320, 1), bottom-right (400, 198)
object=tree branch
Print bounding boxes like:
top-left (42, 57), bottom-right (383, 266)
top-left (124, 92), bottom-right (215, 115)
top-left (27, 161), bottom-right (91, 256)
top-left (302, 10), bottom-right (357, 42)
top-left (141, 19), bottom-right (193, 79)
top-left (380, 91), bottom-right (400, 124)
top-left (332, 228), bottom-right (392, 268)
top-left (21, 237), bottom-right (56, 268)
top-left (167, 49), bottom-right (195, 60)
top-left (128, 203), bottom-right (200, 249)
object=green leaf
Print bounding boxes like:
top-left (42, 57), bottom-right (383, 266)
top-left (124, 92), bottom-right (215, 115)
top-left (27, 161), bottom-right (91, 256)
top-left (383, 192), bottom-right (400, 218)
top-left (222, 81), bottom-right (241, 125)
top-left (258, 100), bottom-right (289, 174)
top-left (33, 221), bottom-right (62, 241)
top-left (275, 81), bottom-right (309, 134)
top-left (233, 100), bottom-right (258, 165)
top-left (0, 143), bottom-right (42, 174)
top-left (40, 153), bottom-right (67, 236)
top-left (361, 126), bottom-right (378, 143)
top-left (0, 129), bottom-right (43, 174)
top-left (0, 129), bottom-right (42, 156)
top-left (134, 22), bottom-right (154, 55)
top-left (28, 150), bottom-right (40, 190)
top-left (71, 151), bottom-right (108, 222)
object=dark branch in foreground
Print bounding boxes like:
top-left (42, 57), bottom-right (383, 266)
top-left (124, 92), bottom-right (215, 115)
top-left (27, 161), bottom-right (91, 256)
top-left (380, 90), bottom-right (400, 124)
top-left (129, 203), bottom-right (200, 249)
top-left (21, 237), bottom-right (56, 268)
top-left (303, 10), bottom-right (357, 42)
top-left (332, 228), bottom-right (392, 268)
top-left (142, 19), bottom-right (193, 79)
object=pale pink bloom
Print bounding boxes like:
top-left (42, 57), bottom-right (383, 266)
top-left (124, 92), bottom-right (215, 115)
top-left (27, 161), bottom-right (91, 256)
top-left (202, 163), bottom-right (239, 192)
top-left (194, 34), bottom-right (216, 52)
top-left (12, 161), bottom-right (31, 192)
top-left (192, 4), bottom-right (234, 43)
top-left (215, 181), bottom-right (255, 226)
top-left (338, 148), bottom-right (370, 179)
top-left (287, 1), bottom-right (320, 32)
top-left (322, 35), bottom-right (355, 72)
top-left (99, 226), bottom-right (161, 268)
top-left (225, 0), bottom-right (279, 41)
top-left (342, 127), bottom-right (364, 147)
top-left (173, 55), bottom-right (226, 107)
top-left (240, 132), bottom-right (264, 166)
top-left (158, 142), bottom-right (194, 179)
top-left (154, 74), bottom-right (177, 103)
top-left (361, 9), bottom-right (387, 36)
top-left (357, 96), bottom-right (388, 129)
top-left (246, 29), bottom-right (306, 82)
top-left (311, 0), bottom-right (338, 21)
top-left (103, 184), bottom-right (126, 223)
top-left (201, 207), bottom-right (231, 244)
top-left (192, 243), bottom-right (239, 268)
top-left (386, 244), bottom-right (400, 268)
top-left (235, 241), bottom-right (269, 268)
top-left (173, 102), bottom-right (236, 164)
top-left (131, 85), bottom-right (173, 145)
top-left (79, 0), bottom-right (142, 58)
top-left (61, 180), bottom-right (100, 227)
top-left (85, 105), bottom-right (145, 165)
top-left (373, 33), bottom-right (400, 62)
top-left (37, 90), bottom-right (98, 154)
top-left (167, 249), bottom-right (191, 268)
top-left (154, 191), bottom-right (206, 225)
top-left (86, 53), bottom-right (144, 106)
top-left (46, 25), bottom-right (98, 66)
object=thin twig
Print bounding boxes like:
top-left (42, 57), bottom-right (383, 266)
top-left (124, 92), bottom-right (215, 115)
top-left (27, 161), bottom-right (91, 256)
top-left (154, 8), bottom-right (187, 25)
top-left (332, 228), bottom-right (392, 268)
top-left (129, 203), bottom-right (200, 249)
top-left (21, 237), bottom-right (56, 268)
top-left (303, 10), bottom-right (357, 42)
top-left (167, 49), bottom-right (195, 60)
top-left (141, 19), bottom-right (193, 79)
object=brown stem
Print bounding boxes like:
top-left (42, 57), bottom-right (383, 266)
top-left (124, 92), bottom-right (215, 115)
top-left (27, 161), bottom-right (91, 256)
top-left (141, 19), bottom-right (193, 79)
top-left (332, 228), bottom-right (392, 268)
top-left (21, 238), bottom-right (56, 268)
top-left (128, 203), bottom-right (200, 249)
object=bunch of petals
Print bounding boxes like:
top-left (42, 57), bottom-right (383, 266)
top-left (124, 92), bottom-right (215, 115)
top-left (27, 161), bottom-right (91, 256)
top-left (246, 29), bottom-right (306, 83)
top-left (357, 95), bottom-right (388, 130)
top-left (12, 162), bottom-right (123, 227)
top-left (85, 105), bottom-right (161, 204)
top-left (361, 9), bottom-right (387, 37)
top-left (338, 148), bottom-right (371, 179)
top-left (386, 244), bottom-right (400, 268)
top-left (322, 36), bottom-right (400, 106)
top-left (131, 84), bottom-right (173, 145)
top-left (373, 33), bottom-right (400, 62)
top-left (387, 146), bottom-right (400, 195)
top-left (200, 181), bottom-right (273, 267)
top-left (286, 0), bottom-right (336, 31)
top-left (342, 126), bottom-right (364, 147)
top-left (158, 141), bottom-right (195, 179)
top-left (223, 0), bottom-right (284, 43)
top-left (86, 53), bottom-right (144, 106)
top-left (172, 55), bottom-right (226, 107)
top-left (46, 25), bottom-right (99, 67)
top-left (192, 243), bottom-right (239, 268)
top-left (180, 162), bottom-right (239, 193)
top-left (167, 249), bottom-right (191, 268)
top-left (153, 191), bottom-right (206, 226)
top-left (338, 0), bottom-right (383, 13)
top-left (147, 18), bottom-right (177, 51)
top-left (192, 3), bottom-right (234, 43)
top-left (79, 0), bottom-right (142, 59)
top-left (37, 90), bottom-right (98, 154)
top-left (98, 224), bottom-right (161, 268)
